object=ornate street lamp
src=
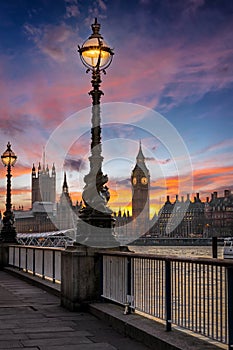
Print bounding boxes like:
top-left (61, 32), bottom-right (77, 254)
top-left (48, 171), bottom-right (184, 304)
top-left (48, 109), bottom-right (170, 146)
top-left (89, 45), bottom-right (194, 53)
top-left (0, 142), bottom-right (17, 243)
top-left (77, 18), bottom-right (116, 244)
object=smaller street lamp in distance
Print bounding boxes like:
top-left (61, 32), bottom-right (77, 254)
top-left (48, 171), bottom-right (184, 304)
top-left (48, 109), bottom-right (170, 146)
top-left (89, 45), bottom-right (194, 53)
top-left (0, 142), bottom-right (17, 243)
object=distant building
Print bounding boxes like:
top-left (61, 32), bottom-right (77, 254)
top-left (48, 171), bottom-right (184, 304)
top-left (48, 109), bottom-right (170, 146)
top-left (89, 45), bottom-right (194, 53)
top-left (31, 160), bottom-right (56, 206)
top-left (13, 154), bottom-right (83, 233)
top-left (155, 193), bottom-right (205, 237)
top-left (13, 157), bottom-right (57, 233)
top-left (14, 201), bottom-right (56, 233)
top-left (56, 172), bottom-right (82, 230)
top-left (131, 142), bottom-right (150, 235)
top-left (153, 190), bottom-right (233, 238)
top-left (204, 190), bottom-right (233, 237)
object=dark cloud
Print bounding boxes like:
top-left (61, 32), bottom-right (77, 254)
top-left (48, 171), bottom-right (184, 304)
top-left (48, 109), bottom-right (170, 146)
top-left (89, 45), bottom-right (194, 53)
top-left (150, 185), bottom-right (167, 191)
top-left (24, 22), bottom-right (73, 62)
top-left (64, 157), bottom-right (86, 172)
top-left (116, 178), bottom-right (131, 185)
top-left (0, 114), bottom-right (44, 136)
top-left (64, 0), bottom-right (80, 19)
top-left (145, 157), bottom-right (171, 164)
top-left (102, 123), bottom-right (138, 140)
top-left (158, 158), bottom-right (171, 164)
top-left (0, 119), bottom-right (24, 135)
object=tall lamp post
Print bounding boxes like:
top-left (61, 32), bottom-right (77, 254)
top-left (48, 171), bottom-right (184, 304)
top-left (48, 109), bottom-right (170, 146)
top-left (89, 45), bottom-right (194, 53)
top-left (77, 18), bottom-right (115, 243)
top-left (0, 142), bottom-right (17, 243)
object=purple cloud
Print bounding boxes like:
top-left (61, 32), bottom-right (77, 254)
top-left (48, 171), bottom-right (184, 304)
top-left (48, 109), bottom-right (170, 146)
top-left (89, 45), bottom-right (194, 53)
top-left (64, 157), bottom-right (87, 172)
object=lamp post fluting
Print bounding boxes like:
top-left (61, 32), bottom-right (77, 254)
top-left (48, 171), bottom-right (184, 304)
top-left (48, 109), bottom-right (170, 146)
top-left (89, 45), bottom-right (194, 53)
top-left (78, 18), bottom-right (115, 240)
top-left (0, 142), bottom-right (17, 243)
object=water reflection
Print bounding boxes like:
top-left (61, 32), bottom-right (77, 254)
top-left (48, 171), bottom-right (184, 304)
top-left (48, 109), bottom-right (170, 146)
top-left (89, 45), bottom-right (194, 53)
top-left (130, 245), bottom-right (224, 258)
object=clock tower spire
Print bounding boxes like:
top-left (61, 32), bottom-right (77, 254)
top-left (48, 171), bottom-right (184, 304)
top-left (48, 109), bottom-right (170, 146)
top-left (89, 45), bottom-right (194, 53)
top-left (131, 142), bottom-right (150, 234)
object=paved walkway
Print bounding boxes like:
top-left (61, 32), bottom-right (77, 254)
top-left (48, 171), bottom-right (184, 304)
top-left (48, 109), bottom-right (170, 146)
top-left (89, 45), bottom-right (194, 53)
top-left (0, 270), bottom-right (150, 350)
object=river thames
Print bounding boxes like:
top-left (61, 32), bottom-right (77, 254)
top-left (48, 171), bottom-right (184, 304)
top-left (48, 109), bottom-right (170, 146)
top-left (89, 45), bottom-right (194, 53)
top-left (129, 245), bottom-right (224, 258)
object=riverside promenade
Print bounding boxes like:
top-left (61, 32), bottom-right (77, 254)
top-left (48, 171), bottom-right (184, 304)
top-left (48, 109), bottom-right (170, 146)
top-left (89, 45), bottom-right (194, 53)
top-left (0, 269), bottom-right (224, 350)
top-left (0, 270), bottom-right (149, 350)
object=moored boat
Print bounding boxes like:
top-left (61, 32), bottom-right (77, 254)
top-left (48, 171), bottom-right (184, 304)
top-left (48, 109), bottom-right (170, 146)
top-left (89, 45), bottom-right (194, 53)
top-left (223, 237), bottom-right (233, 259)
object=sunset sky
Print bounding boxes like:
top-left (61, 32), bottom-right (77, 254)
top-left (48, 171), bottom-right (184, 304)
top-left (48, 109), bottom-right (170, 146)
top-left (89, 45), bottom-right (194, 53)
top-left (0, 0), bottom-right (232, 217)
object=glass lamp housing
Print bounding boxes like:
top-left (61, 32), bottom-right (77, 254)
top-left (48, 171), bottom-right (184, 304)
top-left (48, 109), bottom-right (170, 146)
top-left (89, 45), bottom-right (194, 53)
top-left (79, 18), bottom-right (114, 71)
top-left (1, 142), bottom-right (17, 167)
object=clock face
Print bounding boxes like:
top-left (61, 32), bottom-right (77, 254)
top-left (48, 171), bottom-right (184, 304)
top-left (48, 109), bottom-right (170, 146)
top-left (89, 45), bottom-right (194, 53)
top-left (141, 177), bottom-right (148, 185)
top-left (133, 177), bottom-right (137, 185)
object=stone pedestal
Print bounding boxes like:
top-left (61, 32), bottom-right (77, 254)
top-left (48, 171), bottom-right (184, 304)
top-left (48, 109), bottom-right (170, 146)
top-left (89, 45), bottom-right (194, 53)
top-left (61, 245), bottom-right (103, 311)
top-left (76, 216), bottom-right (119, 248)
top-left (0, 243), bottom-right (9, 270)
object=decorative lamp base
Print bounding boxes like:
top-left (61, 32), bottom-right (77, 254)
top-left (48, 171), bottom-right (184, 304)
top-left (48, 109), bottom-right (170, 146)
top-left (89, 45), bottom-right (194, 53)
top-left (0, 224), bottom-right (17, 244)
top-left (76, 209), bottom-right (118, 248)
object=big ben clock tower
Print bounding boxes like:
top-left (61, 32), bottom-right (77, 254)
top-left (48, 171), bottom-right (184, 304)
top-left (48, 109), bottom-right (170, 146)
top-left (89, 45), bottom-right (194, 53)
top-left (131, 142), bottom-right (150, 234)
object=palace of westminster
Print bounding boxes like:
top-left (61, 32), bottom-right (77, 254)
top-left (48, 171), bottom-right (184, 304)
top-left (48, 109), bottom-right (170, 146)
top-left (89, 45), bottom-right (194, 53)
top-left (2, 144), bottom-right (233, 239)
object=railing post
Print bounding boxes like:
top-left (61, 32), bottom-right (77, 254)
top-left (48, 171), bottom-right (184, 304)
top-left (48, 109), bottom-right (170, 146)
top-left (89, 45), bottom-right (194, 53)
top-left (42, 249), bottom-right (45, 280)
top-left (13, 245), bottom-right (15, 266)
top-left (25, 247), bottom-right (28, 273)
top-left (227, 267), bottom-right (233, 349)
top-left (165, 259), bottom-right (172, 331)
top-left (124, 256), bottom-right (132, 314)
top-left (18, 246), bottom-right (21, 271)
top-left (212, 237), bottom-right (218, 258)
top-left (0, 243), bottom-right (10, 269)
top-left (52, 250), bottom-right (55, 283)
top-left (33, 248), bottom-right (35, 276)
top-left (100, 254), bottom-right (104, 298)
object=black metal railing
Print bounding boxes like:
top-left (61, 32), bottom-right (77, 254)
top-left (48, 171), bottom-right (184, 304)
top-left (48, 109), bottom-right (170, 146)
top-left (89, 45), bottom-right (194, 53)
top-left (7, 245), bottom-right (233, 348)
top-left (100, 251), bottom-right (233, 348)
top-left (8, 245), bottom-right (62, 283)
